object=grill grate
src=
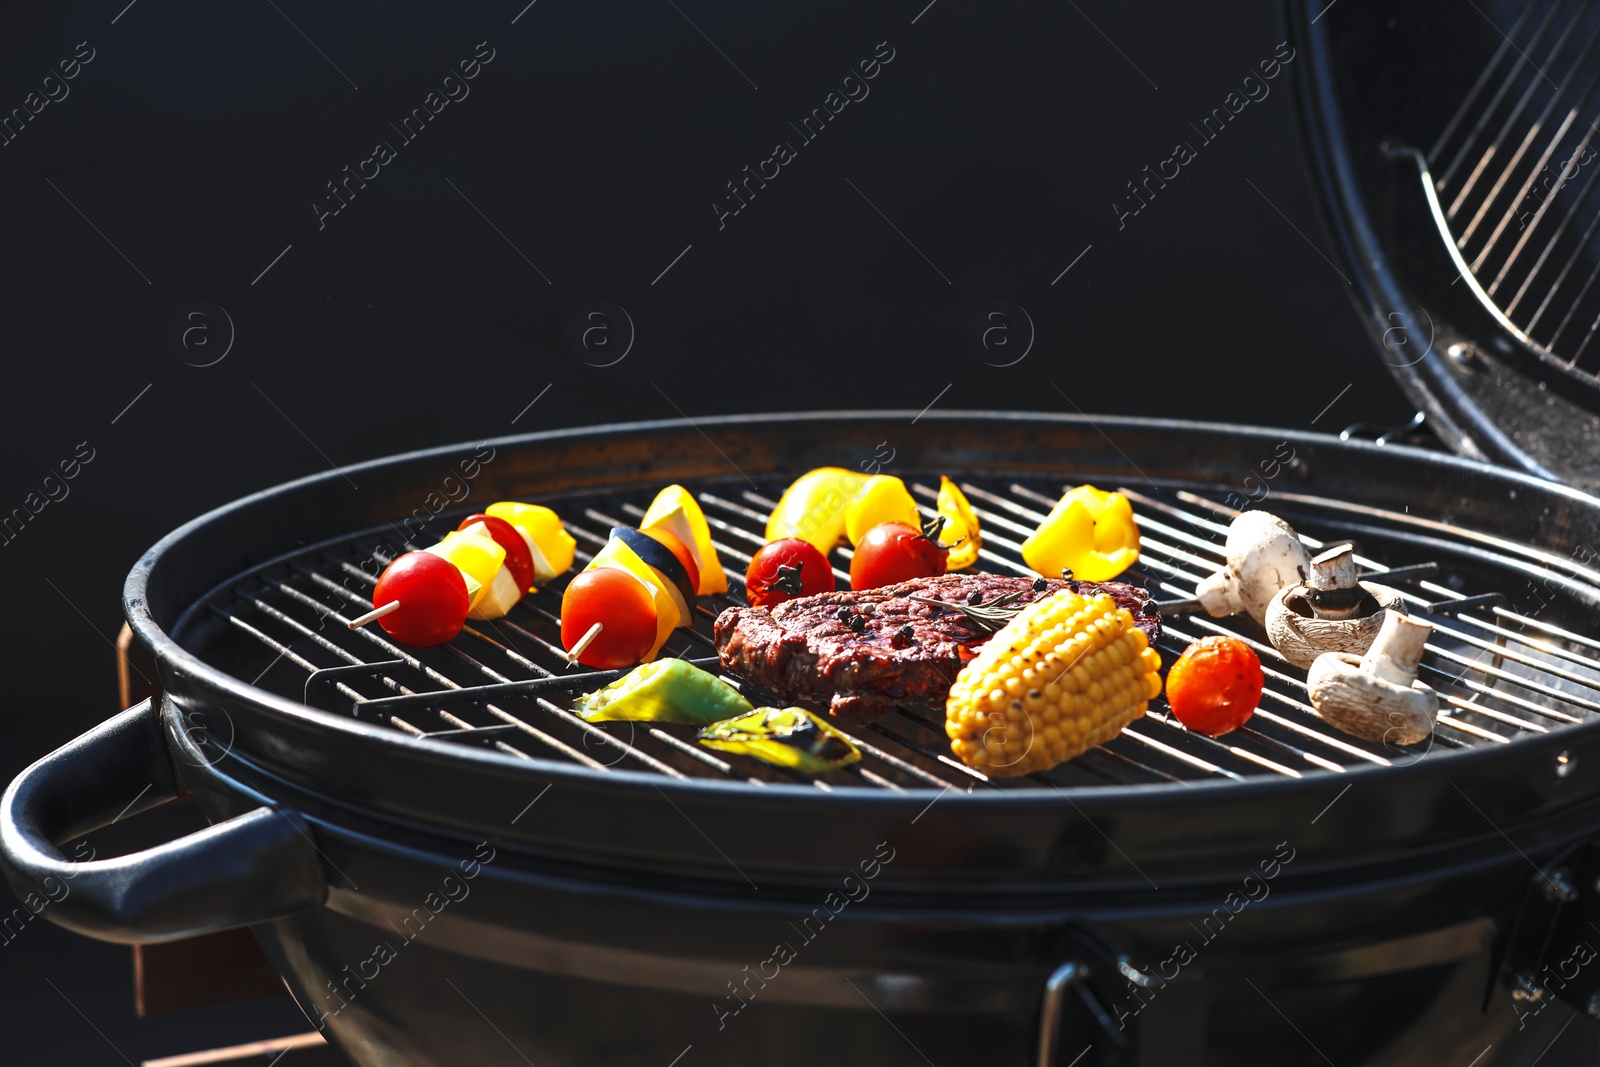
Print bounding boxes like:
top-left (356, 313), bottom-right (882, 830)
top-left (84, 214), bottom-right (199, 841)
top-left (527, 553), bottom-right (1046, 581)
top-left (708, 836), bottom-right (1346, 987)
top-left (187, 476), bottom-right (1600, 792)
top-left (1429, 0), bottom-right (1600, 376)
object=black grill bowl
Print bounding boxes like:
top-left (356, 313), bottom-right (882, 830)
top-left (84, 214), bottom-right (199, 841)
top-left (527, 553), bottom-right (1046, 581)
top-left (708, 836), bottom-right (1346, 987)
top-left (7, 411), bottom-right (1600, 1066)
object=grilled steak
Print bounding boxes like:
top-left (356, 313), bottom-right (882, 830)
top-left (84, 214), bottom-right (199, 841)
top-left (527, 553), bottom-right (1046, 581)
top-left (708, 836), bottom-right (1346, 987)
top-left (713, 573), bottom-right (1159, 724)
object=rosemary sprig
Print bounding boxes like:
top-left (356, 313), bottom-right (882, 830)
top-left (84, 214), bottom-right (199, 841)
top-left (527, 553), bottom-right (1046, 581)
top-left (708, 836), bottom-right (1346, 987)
top-left (907, 590), bottom-right (1029, 635)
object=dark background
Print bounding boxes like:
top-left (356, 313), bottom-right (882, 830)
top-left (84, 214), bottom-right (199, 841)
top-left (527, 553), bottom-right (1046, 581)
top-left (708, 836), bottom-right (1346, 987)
top-left (0, 0), bottom-right (1552, 1061)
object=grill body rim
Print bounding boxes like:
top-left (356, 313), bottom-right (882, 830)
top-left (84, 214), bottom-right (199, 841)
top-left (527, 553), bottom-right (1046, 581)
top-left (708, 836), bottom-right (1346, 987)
top-left (120, 410), bottom-right (1600, 888)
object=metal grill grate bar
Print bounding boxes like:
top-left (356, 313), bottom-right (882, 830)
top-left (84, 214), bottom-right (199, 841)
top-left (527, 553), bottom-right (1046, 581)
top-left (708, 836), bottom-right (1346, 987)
top-left (1445, 0), bottom-right (1591, 218)
top-left (1424, 0), bottom-right (1600, 375)
top-left (1117, 488), bottom-right (1600, 737)
top-left (1436, 0), bottom-right (1572, 189)
top-left (197, 475), bottom-right (1600, 792)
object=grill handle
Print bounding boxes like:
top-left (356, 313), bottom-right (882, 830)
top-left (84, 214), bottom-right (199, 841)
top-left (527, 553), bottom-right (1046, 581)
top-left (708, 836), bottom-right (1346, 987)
top-left (0, 698), bottom-right (327, 944)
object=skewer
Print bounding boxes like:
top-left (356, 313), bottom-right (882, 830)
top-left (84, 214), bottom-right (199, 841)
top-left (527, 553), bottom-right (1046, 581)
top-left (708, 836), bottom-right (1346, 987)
top-left (567, 621), bottom-right (604, 664)
top-left (347, 600), bottom-right (402, 629)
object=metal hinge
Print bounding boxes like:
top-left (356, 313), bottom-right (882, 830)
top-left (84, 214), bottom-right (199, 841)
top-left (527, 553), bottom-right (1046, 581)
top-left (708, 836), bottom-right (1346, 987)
top-left (1495, 842), bottom-right (1600, 1031)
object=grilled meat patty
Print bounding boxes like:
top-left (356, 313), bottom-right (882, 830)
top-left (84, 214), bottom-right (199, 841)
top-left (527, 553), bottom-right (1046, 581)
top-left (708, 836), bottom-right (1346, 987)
top-left (713, 573), bottom-right (1159, 723)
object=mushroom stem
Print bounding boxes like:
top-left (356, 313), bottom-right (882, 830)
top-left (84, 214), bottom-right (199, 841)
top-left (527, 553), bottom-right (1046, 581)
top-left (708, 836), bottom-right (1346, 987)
top-left (1195, 568), bottom-right (1245, 618)
top-left (1305, 609), bottom-right (1438, 746)
top-left (1305, 546), bottom-right (1367, 620)
top-left (1361, 611), bottom-right (1430, 687)
top-left (1195, 511), bottom-right (1312, 625)
top-left (1308, 546), bottom-right (1357, 591)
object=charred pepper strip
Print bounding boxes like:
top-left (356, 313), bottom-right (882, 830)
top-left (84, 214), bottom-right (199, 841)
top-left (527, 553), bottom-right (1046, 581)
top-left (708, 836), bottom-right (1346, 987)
top-left (573, 659), bottom-right (753, 724)
top-left (697, 707), bottom-right (862, 772)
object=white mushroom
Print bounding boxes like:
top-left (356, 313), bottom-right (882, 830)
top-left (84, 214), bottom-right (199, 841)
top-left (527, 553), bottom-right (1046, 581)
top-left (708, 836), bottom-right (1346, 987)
top-left (1194, 511), bottom-right (1313, 624)
top-left (1264, 545), bottom-right (1407, 669)
top-left (1306, 611), bottom-right (1438, 745)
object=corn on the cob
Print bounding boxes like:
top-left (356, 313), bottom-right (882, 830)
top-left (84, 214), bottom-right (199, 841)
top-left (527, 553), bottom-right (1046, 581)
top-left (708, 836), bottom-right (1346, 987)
top-left (945, 591), bottom-right (1162, 777)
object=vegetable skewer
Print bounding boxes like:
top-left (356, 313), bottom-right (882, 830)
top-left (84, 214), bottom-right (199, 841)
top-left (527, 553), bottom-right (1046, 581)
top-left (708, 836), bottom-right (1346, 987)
top-left (346, 600), bottom-right (402, 629)
top-left (348, 502), bottom-right (577, 648)
top-left (566, 621), bottom-right (605, 664)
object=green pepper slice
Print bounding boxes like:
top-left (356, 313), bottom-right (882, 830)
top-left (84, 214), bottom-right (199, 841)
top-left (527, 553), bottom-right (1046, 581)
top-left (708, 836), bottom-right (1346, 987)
top-left (573, 659), bottom-right (753, 724)
top-left (696, 707), bottom-right (862, 773)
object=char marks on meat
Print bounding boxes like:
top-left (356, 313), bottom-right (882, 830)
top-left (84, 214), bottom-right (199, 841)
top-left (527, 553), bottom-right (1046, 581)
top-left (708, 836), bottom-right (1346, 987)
top-left (713, 573), bottom-right (1159, 724)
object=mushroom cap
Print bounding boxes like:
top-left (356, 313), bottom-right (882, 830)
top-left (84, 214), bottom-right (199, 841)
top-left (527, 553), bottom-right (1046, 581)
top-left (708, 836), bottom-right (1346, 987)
top-left (1265, 582), bottom-right (1407, 669)
top-left (1218, 511), bottom-right (1312, 624)
top-left (1306, 649), bottom-right (1437, 746)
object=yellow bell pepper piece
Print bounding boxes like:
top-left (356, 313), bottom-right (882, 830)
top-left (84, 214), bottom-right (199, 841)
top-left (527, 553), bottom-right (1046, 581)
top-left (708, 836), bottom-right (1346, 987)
top-left (766, 467), bottom-right (868, 554)
top-left (486, 502), bottom-right (577, 586)
top-left (640, 485), bottom-right (728, 595)
top-left (425, 525), bottom-right (505, 609)
top-left (586, 536), bottom-right (681, 661)
top-left (935, 476), bottom-right (981, 570)
top-left (844, 475), bottom-right (922, 546)
top-left (1020, 485), bottom-right (1140, 582)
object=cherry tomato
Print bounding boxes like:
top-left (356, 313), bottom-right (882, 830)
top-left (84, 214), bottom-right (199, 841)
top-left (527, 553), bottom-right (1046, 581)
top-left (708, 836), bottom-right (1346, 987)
top-left (373, 551), bottom-right (471, 647)
top-left (458, 513), bottom-right (535, 593)
top-left (746, 537), bottom-right (833, 608)
top-left (1165, 635), bottom-right (1263, 737)
top-left (561, 568), bottom-right (659, 669)
top-left (641, 527), bottom-right (700, 597)
top-left (849, 521), bottom-right (948, 590)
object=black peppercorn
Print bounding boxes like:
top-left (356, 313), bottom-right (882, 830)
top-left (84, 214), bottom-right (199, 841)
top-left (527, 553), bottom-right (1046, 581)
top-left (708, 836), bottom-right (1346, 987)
top-left (967, 590), bottom-right (985, 605)
top-left (1032, 576), bottom-right (1048, 592)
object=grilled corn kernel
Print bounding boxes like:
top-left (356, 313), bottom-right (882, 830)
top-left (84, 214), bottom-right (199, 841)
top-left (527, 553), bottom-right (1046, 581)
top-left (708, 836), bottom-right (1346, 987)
top-left (945, 591), bottom-right (1161, 777)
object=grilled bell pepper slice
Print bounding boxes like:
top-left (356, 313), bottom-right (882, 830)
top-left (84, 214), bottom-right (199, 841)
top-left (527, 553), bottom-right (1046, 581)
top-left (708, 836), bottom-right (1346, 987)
top-left (574, 659), bottom-right (754, 724)
top-left (844, 475), bottom-right (922, 546)
top-left (935, 476), bottom-right (981, 570)
top-left (485, 502), bottom-right (576, 587)
top-left (424, 525), bottom-right (505, 610)
top-left (641, 485), bottom-right (728, 595)
top-left (1020, 485), bottom-right (1140, 582)
top-left (766, 467), bottom-right (868, 554)
top-left (585, 535), bottom-right (683, 661)
top-left (697, 707), bottom-right (862, 772)
top-left (611, 526), bottom-right (696, 629)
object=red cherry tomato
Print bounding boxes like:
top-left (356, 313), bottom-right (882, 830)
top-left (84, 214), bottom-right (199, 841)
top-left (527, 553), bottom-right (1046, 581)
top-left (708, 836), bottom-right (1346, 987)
top-left (561, 568), bottom-right (659, 669)
top-left (641, 527), bottom-right (700, 597)
top-left (373, 551), bottom-right (471, 647)
top-left (1165, 635), bottom-right (1263, 737)
top-left (746, 538), bottom-right (833, 608)
top-left (849, 522), bottom-right (949, 590)
top-left (458, 513), bottom-right (535, 593)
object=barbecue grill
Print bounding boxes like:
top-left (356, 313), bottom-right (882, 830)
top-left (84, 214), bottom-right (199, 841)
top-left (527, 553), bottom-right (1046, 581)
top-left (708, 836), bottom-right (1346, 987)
top-left (4, 412), bottom-right (1600, 1066)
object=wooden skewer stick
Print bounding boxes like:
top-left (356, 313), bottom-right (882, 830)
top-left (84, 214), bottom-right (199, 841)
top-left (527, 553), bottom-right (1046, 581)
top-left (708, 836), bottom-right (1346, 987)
top-left (348, 600), bottom-right (402, 629)
top-left (567, 621), bottom-right (604, 664)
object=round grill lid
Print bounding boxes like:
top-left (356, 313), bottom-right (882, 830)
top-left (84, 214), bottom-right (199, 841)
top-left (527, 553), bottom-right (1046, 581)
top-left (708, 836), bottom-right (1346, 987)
top-left (1291, 0), bottom-right (1600, 491)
